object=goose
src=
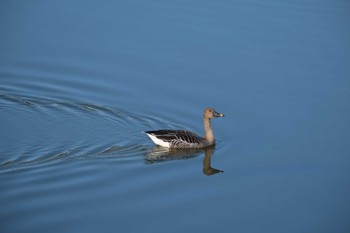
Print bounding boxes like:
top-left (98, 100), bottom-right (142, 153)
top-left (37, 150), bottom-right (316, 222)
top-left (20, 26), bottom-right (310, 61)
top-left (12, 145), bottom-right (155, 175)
top-left (145, 108), bottom-right (224, 148)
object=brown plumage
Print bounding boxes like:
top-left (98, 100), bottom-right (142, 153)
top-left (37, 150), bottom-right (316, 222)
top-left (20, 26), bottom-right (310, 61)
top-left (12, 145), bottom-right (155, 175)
top-left (145, 108), bottom-right (224, 148)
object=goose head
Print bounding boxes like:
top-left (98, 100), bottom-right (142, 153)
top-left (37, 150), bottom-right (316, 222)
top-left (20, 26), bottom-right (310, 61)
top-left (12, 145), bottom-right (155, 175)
top-left (204, 108), bottom-right (224, 119)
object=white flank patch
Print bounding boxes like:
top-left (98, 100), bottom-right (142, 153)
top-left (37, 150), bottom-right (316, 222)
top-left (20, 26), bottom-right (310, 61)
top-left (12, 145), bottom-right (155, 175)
top-left (146, 133), bottom-right (170, 148)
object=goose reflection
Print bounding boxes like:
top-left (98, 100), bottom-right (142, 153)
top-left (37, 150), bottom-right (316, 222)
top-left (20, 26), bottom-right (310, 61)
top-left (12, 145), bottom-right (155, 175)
top-left (202, 146), bottom-right (223, 175)
top-left (144, 146), bottom-right (223, 176)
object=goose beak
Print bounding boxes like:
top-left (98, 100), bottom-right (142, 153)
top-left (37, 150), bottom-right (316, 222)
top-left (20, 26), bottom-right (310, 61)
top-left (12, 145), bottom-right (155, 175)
top-left (214, 111), bottom-right (224, 118)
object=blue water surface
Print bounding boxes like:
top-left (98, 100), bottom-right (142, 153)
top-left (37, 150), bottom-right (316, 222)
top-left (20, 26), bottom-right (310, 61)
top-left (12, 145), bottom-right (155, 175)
top-left (1, 1), bottom-right (350, 233)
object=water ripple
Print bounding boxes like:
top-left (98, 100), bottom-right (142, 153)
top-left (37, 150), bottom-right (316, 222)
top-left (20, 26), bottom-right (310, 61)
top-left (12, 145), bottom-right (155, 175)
top-left (0, 93), bottom-right (178, 171)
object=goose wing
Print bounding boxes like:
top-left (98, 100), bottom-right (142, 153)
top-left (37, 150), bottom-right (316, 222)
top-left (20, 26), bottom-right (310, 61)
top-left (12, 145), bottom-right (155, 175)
top-left (145, 130), bottom-right (203, 144)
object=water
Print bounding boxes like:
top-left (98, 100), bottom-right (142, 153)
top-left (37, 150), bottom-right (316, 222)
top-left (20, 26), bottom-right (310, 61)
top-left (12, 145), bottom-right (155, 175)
top-left (1, 0), bottom-right (350, 232)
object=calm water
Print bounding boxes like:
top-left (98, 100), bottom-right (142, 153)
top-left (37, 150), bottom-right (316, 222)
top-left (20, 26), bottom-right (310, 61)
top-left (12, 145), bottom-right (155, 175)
top-left (1, 1), bottom-right (350, 232)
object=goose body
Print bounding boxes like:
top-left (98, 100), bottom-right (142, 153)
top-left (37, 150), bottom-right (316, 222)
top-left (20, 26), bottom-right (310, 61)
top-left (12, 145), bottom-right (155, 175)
top-left (145, 108), bottom-right (224, 149)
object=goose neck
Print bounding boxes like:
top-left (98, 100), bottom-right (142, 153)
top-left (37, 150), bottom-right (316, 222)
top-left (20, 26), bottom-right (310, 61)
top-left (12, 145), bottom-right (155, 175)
top-left (204, 117), bottom-right (215, 145)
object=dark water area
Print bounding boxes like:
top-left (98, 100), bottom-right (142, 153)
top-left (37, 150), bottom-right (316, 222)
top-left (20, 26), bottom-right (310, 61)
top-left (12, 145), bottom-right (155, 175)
top-left (1, 1), bottom-right (350, 232)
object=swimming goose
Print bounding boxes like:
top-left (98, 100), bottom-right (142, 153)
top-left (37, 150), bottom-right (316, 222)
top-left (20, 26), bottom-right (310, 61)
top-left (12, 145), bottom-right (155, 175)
top-left (145, 108), bottom-right (224, 148)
